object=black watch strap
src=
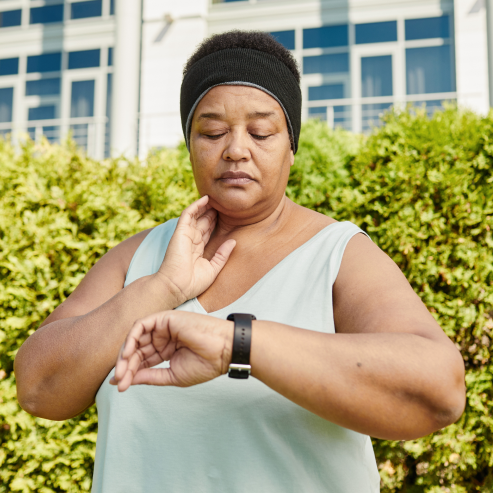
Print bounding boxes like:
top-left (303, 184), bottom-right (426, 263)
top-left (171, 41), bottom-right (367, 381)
top-left (227, 313), bottom-right (256, 379)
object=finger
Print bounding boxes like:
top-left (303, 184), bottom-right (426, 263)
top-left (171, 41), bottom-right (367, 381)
top-left (117, 368), bottom-right (135, 392)
top-left (202, 214), bottom-right (217, 246)
top-left (121, 317), bottom-right (157, 359)
top-left (114, 343), bottom-right (129, 382)
top-left (209, 239), bottom-right (236, 277)
top-left (126, 349), bottom-right (146, 376)
top-left (138, 352), bottom-right (165, 370)
top-left (131, 367), bottom-right (176, 387)
top-left (195, 208), bottom-right (217, 236)
top-left (178, 196), bottom-right (210, 227)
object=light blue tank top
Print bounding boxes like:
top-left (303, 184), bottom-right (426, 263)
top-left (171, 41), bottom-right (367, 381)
top-left (92, 219), bottom-right (380, 493)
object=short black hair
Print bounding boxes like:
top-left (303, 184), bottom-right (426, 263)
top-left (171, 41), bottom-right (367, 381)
top-left (184, 30), bottom-right (300, 84)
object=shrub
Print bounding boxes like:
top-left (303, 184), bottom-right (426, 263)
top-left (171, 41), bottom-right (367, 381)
top-left (0, 108), bottom-right (492, 491)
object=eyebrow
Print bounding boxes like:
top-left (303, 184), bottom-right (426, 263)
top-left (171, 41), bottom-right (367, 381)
top-left (196, 111), bottom-right (277, 122)
top-left (196, 112), bottom-right (225, 121)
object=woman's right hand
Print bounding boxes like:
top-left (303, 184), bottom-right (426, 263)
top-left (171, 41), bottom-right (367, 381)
top-left (155, 195), bottom-right (235, 305)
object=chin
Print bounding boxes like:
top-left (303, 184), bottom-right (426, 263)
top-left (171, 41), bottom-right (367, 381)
top-left (208, 192), bottom-right (258, 215)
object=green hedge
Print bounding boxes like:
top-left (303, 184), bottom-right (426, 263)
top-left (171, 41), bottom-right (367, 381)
top-left (1, 107), bottom-right (492, 492)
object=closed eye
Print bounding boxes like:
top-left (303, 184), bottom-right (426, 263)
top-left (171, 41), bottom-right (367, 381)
top-left (205, 133), bottom-right (226, 140)
top-left (251, 134), bottom-right (271, 140)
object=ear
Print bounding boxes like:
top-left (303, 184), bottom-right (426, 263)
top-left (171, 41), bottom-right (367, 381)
top-left (289, 149), bottom-right (295, 167)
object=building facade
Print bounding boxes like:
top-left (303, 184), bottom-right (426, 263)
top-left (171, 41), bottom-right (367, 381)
top-left (0, 0), bottom-right (491, 159)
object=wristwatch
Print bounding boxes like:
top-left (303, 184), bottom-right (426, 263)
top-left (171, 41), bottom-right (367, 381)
top-left (227, 313), bottom-right (256, 379)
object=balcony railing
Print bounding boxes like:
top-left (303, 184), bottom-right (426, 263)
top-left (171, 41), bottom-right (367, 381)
top-left (0, 116), bottom-right (109, 158)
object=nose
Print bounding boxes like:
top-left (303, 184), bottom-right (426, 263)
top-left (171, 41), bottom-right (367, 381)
top-left (222, 128), bottom-right (251, 162)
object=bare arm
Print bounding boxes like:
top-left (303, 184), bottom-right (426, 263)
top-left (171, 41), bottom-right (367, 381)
top-left (14, 196), bottom-right (235, 420)
top-left (113, 234), bottom-right (465, 440)
top-left (250, 233), bottom-right (466, 439)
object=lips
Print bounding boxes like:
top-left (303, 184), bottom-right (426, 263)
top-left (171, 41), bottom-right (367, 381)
top-left (219, 171), bottom-right (254, 185)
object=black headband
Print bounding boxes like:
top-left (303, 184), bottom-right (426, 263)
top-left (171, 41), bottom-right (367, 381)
top-left (180, 48), bottom-right (302, 153)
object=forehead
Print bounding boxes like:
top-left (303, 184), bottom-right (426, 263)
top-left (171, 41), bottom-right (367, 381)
top-left (193, 85), bottom-right (285, 120)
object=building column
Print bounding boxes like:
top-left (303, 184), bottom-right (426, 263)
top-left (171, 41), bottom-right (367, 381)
top-left (486, 0), bottom-right (493, 107)
top-left (111, 0), bottom-right (142, 158)
top-left (453, 0), bottom-right (490, 114)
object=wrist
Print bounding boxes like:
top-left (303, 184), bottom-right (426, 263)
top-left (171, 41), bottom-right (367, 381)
top-left (149, 272), bottom-right (188, 308)
top-left (221, 320), bottom-right (234, 375)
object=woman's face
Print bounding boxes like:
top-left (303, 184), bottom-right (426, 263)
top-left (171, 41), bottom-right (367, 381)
top-left (189, 85), bottom-right (294, 220)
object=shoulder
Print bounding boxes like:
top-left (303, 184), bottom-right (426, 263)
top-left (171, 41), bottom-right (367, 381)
top-left (288, 200), bottom-right (338, 231)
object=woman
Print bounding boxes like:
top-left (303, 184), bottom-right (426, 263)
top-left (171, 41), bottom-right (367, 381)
top-left (15, 32), bottom-right (465, 492)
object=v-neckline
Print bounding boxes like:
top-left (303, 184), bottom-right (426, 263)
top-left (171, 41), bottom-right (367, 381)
top-left (193, 220), bottom-right (343, 315)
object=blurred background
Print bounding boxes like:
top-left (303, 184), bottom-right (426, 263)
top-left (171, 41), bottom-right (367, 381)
top-left (0, 0), bottom-right (491, 159)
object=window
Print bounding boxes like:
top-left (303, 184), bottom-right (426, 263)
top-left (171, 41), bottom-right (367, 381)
top-left (361, 55), bottom-right (393, 97)
top-left (108, 47), bottom-right (113, 66)
top-left (362, 103), bottom-right (392, 131)
top-left (105, 73), bottom-right (112, 157)
top-left (0, 58), bottom-right (19, 76)
top-left (269, 30), bottom-right (295, 50)
top-left (27, 53), bottom-right (62, 73)
top-left (26, 78), bottom-right (61, 96)
top-left (334, 105), bottom-right (351, 130)
top-left (308, 84), bottom-right (344, 101)
top-left (68, 49), bottom-right (100, 69)
top-left (411, 99), bottom-right (454, 118)
top-left (0, 9), bottom-right (21, 28)
top-left (406, 45), bottom-right (454, 94)
top-left (28, 105), bottom-right (56, 120)
top-left (303, 53), bottom-right (349, 75)
top-left (0, 87), bottom-right (13, 122)
top-left (303, 25), bottom-right (348, 49)
top-left (308, 106), bottom-right (327, 121)
top-left (30, 4), bottom-right (64, 24)
top-left (355, 21), bottom-right (397, 44)
top-left (71, 0), bottom-right (102, 20)
top-left (71, 80), bottom-right (95, 117)
top-left (405, 16), bottom-right (450, 41)
top-left (110, 0), bottom-right (114, 15)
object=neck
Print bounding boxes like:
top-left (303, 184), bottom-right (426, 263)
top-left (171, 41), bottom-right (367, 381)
top-left (214, 195), bottom-right (292, 238)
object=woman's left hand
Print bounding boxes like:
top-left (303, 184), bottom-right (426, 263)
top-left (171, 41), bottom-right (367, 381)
top-left (110, 311), bottom-right (233, 392)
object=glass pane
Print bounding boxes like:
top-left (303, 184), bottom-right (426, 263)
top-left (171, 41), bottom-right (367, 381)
top-left (28, 105), bottom-right (56, 121)
top-left (334, 105), bottom-right (352, 130)
top-left (303, 24), bottom-right (348, 49)
top-left (0, 9), bottom-right (21, 28)
top-left (308, 84), bottom-right (344, 101)
top-left (71, 0), bottom-right (102, 20)
top-left (361, 55), bottom-right (393, 97)
top-left (41, 125), bottom-right (60, 143)
top-left (108, 47), bottom-right (113, 66)
top-left (30, 4), bottom-right (64, 24)
top-left (355, 21), bottom-right (397, 44)
top-left (28, 125), bottom-right (59, 143)
top-left (26, 78), bottom-right (61, 96)
top-left (0, 87), bottom-right (13, 122)
top-left (362, 103), bottom-right (392, 131)
top-left (410, 99), bottom-right (456, 118)
top-left (303, 53), bottom-right (349, 74)
top-left (68, 49), bottom-right (100, 69)
top-left (0, 57), bottom-right (19, 76)
top-left (70, 123), bottom-right (89, 149)
top-left (110, 0), bottom-right (114, 15)
top-left (71, 80), bottom-right (95, 117)
top-left (405, 16), bottom-right (450, 41)
top-left (105, 73), bottom-right (112, 157)
top-left (406, 45), bottom-right (454, 94)
top-left (308, 106), bottom-right (327, 121)
top-left (269, 30), bottom-right (295, 50)
top-left (27, 53), bottom-right (62, 73)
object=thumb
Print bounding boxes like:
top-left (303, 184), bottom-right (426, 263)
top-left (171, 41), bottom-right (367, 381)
top-left (209, 239), bottom-right (236, 278)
